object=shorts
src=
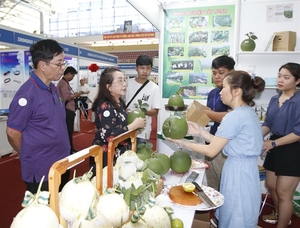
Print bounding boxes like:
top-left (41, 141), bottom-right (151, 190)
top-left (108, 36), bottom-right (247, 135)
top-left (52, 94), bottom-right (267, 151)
top-left (263, 135), bottom-right (300, 176)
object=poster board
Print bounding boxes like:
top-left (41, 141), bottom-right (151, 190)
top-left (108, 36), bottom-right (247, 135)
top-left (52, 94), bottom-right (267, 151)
top-left (162, 3), bottom-right (237, 100)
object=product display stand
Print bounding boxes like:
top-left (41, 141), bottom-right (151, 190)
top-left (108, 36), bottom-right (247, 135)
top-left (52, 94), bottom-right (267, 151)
top-left (107, 129), bottom-right (137, 188)
top-left (48, 145), bottom-right (103, 228)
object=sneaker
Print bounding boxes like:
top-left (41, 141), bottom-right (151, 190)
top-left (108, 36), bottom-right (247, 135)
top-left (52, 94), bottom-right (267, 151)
top-left (262, 211), bottom-right (292, 225)
top-left (209, 218), bottom-right (218, 228)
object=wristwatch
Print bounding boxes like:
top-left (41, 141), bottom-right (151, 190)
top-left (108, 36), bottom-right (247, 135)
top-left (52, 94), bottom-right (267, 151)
top-left (271, 141), bottom-right (277, 148)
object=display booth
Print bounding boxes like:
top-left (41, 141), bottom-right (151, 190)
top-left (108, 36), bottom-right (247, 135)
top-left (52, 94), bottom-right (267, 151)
top-left (0, 25), bottom-right (119, 156)
top-left (127, 0), bottom-right (300, 199)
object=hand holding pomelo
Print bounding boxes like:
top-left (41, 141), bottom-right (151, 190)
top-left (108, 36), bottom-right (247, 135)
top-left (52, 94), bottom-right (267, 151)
top-left (162, 116), bottom-right (188, 139)
top-left (127, 109), bottom-right (146, 124)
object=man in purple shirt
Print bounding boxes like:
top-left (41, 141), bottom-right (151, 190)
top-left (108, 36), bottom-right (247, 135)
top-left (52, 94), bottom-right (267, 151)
top-left (6, 39), bottom-right (70, 193)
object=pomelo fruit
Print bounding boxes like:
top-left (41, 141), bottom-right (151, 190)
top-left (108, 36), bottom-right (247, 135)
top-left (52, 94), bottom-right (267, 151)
top-left (136, 142), bottom-right (153, 161)
top-left (162, 115), bottom-right (188, 139)
top-left (127, 109), bottom-right (145, 125)
top-left (182, 183), bottom-right (195, 193)
top-left (152, 153), bottom-right (171, 175)
top-left (170, 150), bottom-right (192, 173)
top-left (171, 218), bottom-right (184, 228)
top-left (137, 153), bottom-right (150, 161)
top-left (146, 158), bottom-right (164, 176)
top-left (240, 39), bottom-right (256, 51)
top-left (168, 94), bottom-right (184, 107)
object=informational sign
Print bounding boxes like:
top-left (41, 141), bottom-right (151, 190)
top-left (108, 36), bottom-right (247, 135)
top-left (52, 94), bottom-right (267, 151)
top-left (79, 48), bottom-right (118, 64)
top-left (0, 51), bottom-right (25, 97)
top-left (266, 3), bottom-right (294, 22)
top-left (162, 5), bottom-right (236, 99)
top-left (23, 50), bottom-right (32, 85)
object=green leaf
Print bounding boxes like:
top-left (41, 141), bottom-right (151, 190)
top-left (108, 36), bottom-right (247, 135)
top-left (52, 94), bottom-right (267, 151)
top-left (124, 188), bottom-right (132, 206)
top-left (141, 108), bottom-right (147, 114)
top-left (251, 35), bottom-right (258, 40)
top-left (138, 99), bottom-right (142, 106)
top-left (141, 103), bottom-right (149, 108)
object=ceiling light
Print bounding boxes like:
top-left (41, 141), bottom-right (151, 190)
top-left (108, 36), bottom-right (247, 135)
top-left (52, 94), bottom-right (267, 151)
top-left (0, 45), bottom-right (9, 49)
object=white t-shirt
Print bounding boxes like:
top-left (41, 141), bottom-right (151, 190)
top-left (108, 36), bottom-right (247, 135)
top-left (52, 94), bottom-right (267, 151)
top-left (126, 78), bottom-right (160, 139)
top-left (79, 84), bottom-right (90, 97)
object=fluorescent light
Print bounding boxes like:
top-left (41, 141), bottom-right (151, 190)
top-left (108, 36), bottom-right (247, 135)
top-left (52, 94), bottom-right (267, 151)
top-left (0, 45), bottom-right (9, 49)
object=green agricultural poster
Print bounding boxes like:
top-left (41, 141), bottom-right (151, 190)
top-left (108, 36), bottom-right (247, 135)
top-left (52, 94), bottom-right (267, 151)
top-left (162, 5), bottom-right (236, 99)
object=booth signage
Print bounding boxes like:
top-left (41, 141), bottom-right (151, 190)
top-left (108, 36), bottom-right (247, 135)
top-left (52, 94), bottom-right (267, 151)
top-left (118, 64), bottom-right (136, 69)
top-left (60, 43), bottom-right (79, 56)
top-left (103, 32), bottom-right (155, 40)
top-left (79, 48), bottom-right (118, 64)
top-left (0, 29), bottom-right (14, 43)
top-left (14, 32), bottom-right (41, 47)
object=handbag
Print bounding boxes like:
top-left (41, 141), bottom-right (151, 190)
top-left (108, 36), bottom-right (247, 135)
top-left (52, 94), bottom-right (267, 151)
top-left (126, 79), bottom-right (149, 109)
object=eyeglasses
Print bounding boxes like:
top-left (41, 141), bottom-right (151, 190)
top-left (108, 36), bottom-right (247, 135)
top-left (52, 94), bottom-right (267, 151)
top-left (47, 60), bottom-right (68, 68)
top-left (113, 77), bottom-right (128, 85)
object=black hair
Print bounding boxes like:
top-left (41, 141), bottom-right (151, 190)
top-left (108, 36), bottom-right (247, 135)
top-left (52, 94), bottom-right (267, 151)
top-left (225, 70), bottom-right (265, 107)
top-left (91, 67), bottom-right (125, 112)
top-left (64, 66), bottom-right (77, 76)
top-left (211, 55), bottom-right (235, 70)
top-left (136, 55), bottom-right (153, 67)
top-left (279, 62), bottom-right (300, 87)
top-left (29, 39), bottom-right (64, 69)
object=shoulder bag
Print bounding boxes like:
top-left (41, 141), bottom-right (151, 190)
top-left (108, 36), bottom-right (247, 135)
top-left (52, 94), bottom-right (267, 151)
top-left (126, 79), bottom-right (149, 109)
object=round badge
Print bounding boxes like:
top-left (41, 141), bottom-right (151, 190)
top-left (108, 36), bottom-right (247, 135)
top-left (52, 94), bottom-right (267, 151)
top-left (103, 110), bottom-right (110, 117)
top-left (18, 98), bottom-right (27, 106)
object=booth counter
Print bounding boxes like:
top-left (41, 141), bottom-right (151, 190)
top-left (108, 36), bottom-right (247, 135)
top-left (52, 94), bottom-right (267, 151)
top-left (0, 116), bottom-right (13, 157)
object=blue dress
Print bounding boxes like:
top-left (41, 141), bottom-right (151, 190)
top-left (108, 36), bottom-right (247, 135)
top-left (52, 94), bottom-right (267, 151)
top-left (215, 106), bottom-right (262, 228)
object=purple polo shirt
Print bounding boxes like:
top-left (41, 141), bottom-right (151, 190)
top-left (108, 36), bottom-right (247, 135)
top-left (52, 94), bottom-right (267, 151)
top-left (7, 72), bottom-right (70, 182)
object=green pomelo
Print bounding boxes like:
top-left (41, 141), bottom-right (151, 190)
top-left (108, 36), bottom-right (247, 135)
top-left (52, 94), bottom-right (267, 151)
top-left (127, 109), bottom-right (146, 124)
top-left (170, 150), bottom-right (192, 173)
top-left (168, 94), bottom-right (184, 107)
top-left (146, 158), bottom-right (164, 176)
top-left (137, 153), bottom-right (150, 161)
top-left (136, 147), bottom-right (153, 161)
top-left (153, 153), bottom-right (171, 175)
top-left (162, 116), bottom-right (188, 139)
top-left (240, 39), bottom-right (256, 51)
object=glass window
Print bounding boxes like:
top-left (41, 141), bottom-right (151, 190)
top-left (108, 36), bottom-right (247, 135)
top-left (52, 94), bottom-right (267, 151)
top-left (49, 0), bottom-right (157, 38)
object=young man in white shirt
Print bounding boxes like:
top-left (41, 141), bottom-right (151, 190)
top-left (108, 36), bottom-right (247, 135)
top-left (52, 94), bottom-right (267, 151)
top-left (126, 55), bottom-right (160, 145)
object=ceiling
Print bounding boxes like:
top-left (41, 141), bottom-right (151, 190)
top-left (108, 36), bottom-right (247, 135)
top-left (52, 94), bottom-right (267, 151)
top-left (0, 0), bottom-right (200, 52)
top-left (0, 0), bottom-right (62, 34)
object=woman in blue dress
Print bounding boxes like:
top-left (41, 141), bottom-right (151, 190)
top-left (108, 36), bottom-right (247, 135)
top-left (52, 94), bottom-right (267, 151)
top-left (167, 71), bottom-right (265, 227)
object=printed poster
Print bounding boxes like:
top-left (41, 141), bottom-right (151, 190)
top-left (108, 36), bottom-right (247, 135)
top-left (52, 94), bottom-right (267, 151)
top-left (266, 3), bottom-right (294, 22)
top-left (162, 5), bottom-right (236, 99)
top-left (0, 51), bottom-right (25, 98)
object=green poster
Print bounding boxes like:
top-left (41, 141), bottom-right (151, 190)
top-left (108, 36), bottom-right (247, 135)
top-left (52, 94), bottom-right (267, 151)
top-left (163, 5), bottom-right (236, 99)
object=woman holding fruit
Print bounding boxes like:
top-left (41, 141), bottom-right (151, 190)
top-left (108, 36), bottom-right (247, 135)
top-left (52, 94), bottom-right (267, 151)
top-left (90, 67), bottom-right (146, 169)
top-left (167, 71), bottom-right (265, 228)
